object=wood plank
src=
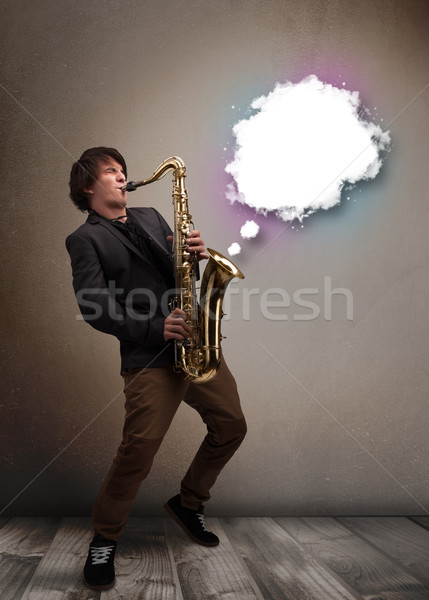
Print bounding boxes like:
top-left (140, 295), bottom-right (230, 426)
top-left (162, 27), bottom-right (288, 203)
top-left (20, 517), bottom-right (98, 600)
top-left (407, 516), bottom-right (429, 532)
top-left (0, 517), bottom-right (60, 600)
top-left (3, 516), bottom-right (428, 600)
top-left (276, 516), bottom-right (429, 600)
top-left (102, 517), bottom-right (181, 600)
top-left (337, 517), bottom-right (429, 587)
top-left (223, 517), bottom-right (362, 600)
top-left (165, 515), bottom-right (261, 600)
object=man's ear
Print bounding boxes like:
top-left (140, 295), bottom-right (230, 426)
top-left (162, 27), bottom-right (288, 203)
top-left (83, 185), bottom-right (94, 195)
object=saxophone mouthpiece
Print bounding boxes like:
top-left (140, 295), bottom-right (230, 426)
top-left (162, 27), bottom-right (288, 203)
top-left (122, 181), bottom-right (138, 192)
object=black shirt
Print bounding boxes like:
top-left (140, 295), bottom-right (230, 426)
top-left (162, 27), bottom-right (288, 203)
top-left (111, 213), bottom-right (157, 262)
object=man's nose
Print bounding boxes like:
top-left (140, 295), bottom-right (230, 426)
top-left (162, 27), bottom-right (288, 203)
top-left (117, 171), bottom-right (125, 183)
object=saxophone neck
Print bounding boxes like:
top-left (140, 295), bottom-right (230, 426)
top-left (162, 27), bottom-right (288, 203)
top-left (122, 156), bottom-right (185, 192)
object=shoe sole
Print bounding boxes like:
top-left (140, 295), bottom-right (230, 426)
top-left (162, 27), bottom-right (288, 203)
top-left (83, 576), bottom-right (115, 591)
top-left (163, 503), bottom-right (219, 547)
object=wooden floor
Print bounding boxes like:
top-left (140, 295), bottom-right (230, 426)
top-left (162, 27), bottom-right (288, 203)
top-left (1, 515), bottom-right (429, 599)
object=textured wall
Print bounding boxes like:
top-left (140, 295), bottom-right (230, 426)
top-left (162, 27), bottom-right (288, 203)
top-left (1, 0), bottom-right (428, 517)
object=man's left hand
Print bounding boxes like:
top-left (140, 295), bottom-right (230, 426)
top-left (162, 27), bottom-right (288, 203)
top-left (167, 230), bottom-right (210, 261)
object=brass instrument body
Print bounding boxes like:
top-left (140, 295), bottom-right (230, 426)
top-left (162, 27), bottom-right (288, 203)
top-left (122, 156), bottom-right (244, 383)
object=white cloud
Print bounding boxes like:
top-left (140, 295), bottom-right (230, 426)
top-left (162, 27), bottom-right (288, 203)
top-left (240, 220), bottom-right (260, 239)
top-left (228, 242), bottom-right (241, 256)
top-left (225, 75), bottom-right (391, 223)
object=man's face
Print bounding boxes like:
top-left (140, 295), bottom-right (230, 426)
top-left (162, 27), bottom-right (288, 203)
top-left (85, 157), bottom-right (127, 209)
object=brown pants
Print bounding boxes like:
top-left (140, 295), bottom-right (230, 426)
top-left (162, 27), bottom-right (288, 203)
top-left (92, 353), bottom-right (247, 540)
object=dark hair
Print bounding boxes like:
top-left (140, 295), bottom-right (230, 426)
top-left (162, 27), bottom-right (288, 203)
top-left (68, 146), bottom-right (127, 212)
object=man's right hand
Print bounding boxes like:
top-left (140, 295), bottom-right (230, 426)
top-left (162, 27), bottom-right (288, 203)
top-left (164, 307), bottom-right (191, 342)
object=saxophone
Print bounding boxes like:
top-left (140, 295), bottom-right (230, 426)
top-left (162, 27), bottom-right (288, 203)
top-left (122, 156), bottom-right (244, 383)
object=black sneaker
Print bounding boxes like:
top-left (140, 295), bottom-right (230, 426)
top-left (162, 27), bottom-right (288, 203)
top-left (83, 534), bottom-right (117, 590)
top-left (163, 493), bottom-right (219, 547)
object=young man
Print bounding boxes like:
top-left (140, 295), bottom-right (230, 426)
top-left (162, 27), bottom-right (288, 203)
top-left (65, 147), bottom-right (247, 591)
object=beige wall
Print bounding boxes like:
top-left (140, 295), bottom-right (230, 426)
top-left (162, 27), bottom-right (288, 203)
top-left (1, 0), bottom-right (428, 517)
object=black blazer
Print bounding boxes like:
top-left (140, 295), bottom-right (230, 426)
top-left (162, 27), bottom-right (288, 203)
top-left (65, 206), bottom-right (186, 374)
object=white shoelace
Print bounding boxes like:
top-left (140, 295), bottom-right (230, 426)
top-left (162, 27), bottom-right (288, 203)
top-left (197, 512), bottom-right (207, 531)
top-left (90, 545), bottom-right (115, 565)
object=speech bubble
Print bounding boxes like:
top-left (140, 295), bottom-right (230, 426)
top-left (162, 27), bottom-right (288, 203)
top-left (226, 74), bottom-right (391, 254)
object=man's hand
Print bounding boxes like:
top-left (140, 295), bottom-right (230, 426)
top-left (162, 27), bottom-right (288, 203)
top-left (164, 307), bottom-right (191, 342)
top-left (167, 230), bottom-right (210, 261)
